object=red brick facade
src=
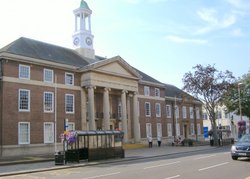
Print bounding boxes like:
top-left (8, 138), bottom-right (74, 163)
top-left (0, 45), bottom-right (203, 157)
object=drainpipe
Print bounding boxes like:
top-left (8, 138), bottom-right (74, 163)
top-left (171, 100), bottom-right (176, 140)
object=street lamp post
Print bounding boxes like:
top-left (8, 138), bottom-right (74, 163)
top-left (238, 83), bottom-right (243, 121)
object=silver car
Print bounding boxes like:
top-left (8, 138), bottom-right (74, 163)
top-left (231, 134), bottom-right (250, 160)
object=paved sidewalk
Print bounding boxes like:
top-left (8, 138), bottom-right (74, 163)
top-left (0, 145), bottom-right (220, 177)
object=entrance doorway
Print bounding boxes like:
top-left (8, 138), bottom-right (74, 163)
top-left (184, 125), bottom-right (188, 138)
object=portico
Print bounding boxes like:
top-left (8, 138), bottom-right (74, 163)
top-left (79, 56), bottom-right (141, 143)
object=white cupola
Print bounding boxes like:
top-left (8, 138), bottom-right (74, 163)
top-left (72, 0), bottom-right (95, 59)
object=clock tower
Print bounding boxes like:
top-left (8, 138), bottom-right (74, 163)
top-left (73, 0), bottom-right (95, 59)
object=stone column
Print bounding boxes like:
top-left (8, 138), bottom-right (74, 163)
top-left (81, 88), bottom-right (87, 130)
top-left (103, 88), bottom-right (110, 130)
top-left (87, 86), bottom-right (96, 130)
top-left (121, 90), bottom-right (128, 143)
top-left (127, 94), bottom-right (132, 140)
top-left (133, 92), bottom-right (141, 142)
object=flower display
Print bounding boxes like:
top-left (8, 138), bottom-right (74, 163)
top-left (237, 120), bottom-right (246, 138)
top-left (237, 120), bottom-right (246, 127)
top-left (63, 131), bottom-right (77, 145)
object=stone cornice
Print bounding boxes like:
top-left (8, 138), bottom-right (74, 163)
top-left (138, 95), bottom-right (165, 101)
top-left (0, 52), bottom-right (79, 71)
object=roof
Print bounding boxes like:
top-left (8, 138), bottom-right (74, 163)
top-left (165, 84), bottom-right (202, 103)
top-left (165, 84), bottom-right (192, 99)
top-left (0, 37), bottom-right (97, 68)
top-left (0, 37), bottom-right (191, 99)
top-left (80, 0), bottom-right (90, 10)
top-left (134, 68), bottom-right (163, 85)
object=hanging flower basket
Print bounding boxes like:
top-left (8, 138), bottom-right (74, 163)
top-left (62, 131), bottom-right (77, 145)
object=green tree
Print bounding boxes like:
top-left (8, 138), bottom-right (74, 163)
top-left (182, 64), bottom-right (235, 145)
top-left (222, 72), bottom-right (250, 136)
top-left (222, 73), bottom-right (250, 118)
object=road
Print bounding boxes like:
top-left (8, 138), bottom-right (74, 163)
top-left (1, 147), bottom-right (249, 179)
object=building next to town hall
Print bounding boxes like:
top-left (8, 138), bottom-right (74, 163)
top-left (0, 0), bottom-right (203, 157)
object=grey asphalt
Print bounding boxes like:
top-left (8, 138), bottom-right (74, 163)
top-left (0, 145), bottom-right (219, 177)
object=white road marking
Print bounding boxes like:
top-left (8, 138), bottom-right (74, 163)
top-left (193, 154), bottom-right (216, 160)
top-left (143, 161), bottom-right (181, 170)
top-left (198, 162), bottom-right (229, 171)
top-left (165, 175), bottom-right (181, 179)
top-left (82, 172), bottom-right (121, 179)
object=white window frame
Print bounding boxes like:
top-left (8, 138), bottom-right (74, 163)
top-left (144, 86), bottom-right (150, 96)
top-left (19, 64), bottom-right (30, 80)
top-left (167, 123), bottom-right (172, 136)
top-left (157, 123), bottom-right (162, 137)
top-left (18, 122), bottom-right (30, 144)
top-left (217, 111), bottom-right (222, 119)
top-left (65, 94), bottom-right (75, 113)
top-left (44, 69), bottom-right (54, 83)
top-left (182, 106), bottom-right (187, 119)
top-left (65, 72), bottom-right (74, 85)
top-left (189, 107), bottom-right (194, 119)
top-left (196, 107), bottom-right (200, 119)
top-left (68, 122), bottom-right (75, 131)
top-left (18, 89), bottom-right (30, 112)
top-left (191, 123), bottom-right (195, 135)
top-left (203, 112), bottom-right (208, 120)
top-left (155, 103), bottom-right (161, 117)
top-left (145, 102), bottom-right (151, 117)
top-left (155, 88), bottom-right (160, 97)
top-left (176, 123), bottom-right (180, 136)
top-left (166, 105), bottom-right (172, 118)
top-left (44, 122), bottom-right (54, 144)
top-left (146, 123), bottom-right (152, 137)
top-left (44, 92), bottom-right (54, 112)
top-left (197, 123), bottom-right (201, 135)
top-left (175, 106), bottom-right (179, 119)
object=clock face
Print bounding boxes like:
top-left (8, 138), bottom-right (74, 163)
top-left (85, 37), bottom-right (92, 46)
top-left (73, 37), bottom-right (79, 46)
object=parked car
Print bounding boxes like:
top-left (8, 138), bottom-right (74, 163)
top-left (231, 134), bottom-right (250, 160)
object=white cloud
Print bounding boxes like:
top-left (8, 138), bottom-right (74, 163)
top-left (196, 8), bottom-right (237, 34)
top-left (166, 35), bottom-right (207, 44)
top-left (231, 28), bottom-right (244, 37)
top-left (197, 8), bottom-right (218, 25)
top-left (226, 0), bottom-right (250, 9)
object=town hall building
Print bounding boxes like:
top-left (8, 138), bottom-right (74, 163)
top-left (0, 1), bottom-right (203, 157)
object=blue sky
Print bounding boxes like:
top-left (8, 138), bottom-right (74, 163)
top-left (0, 0), bottom-right (249, 88)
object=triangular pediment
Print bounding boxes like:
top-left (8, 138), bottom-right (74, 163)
top-left (97, 61), bottom-right (136, 77)
top-left (81, 56), bottom-right (141, 80)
